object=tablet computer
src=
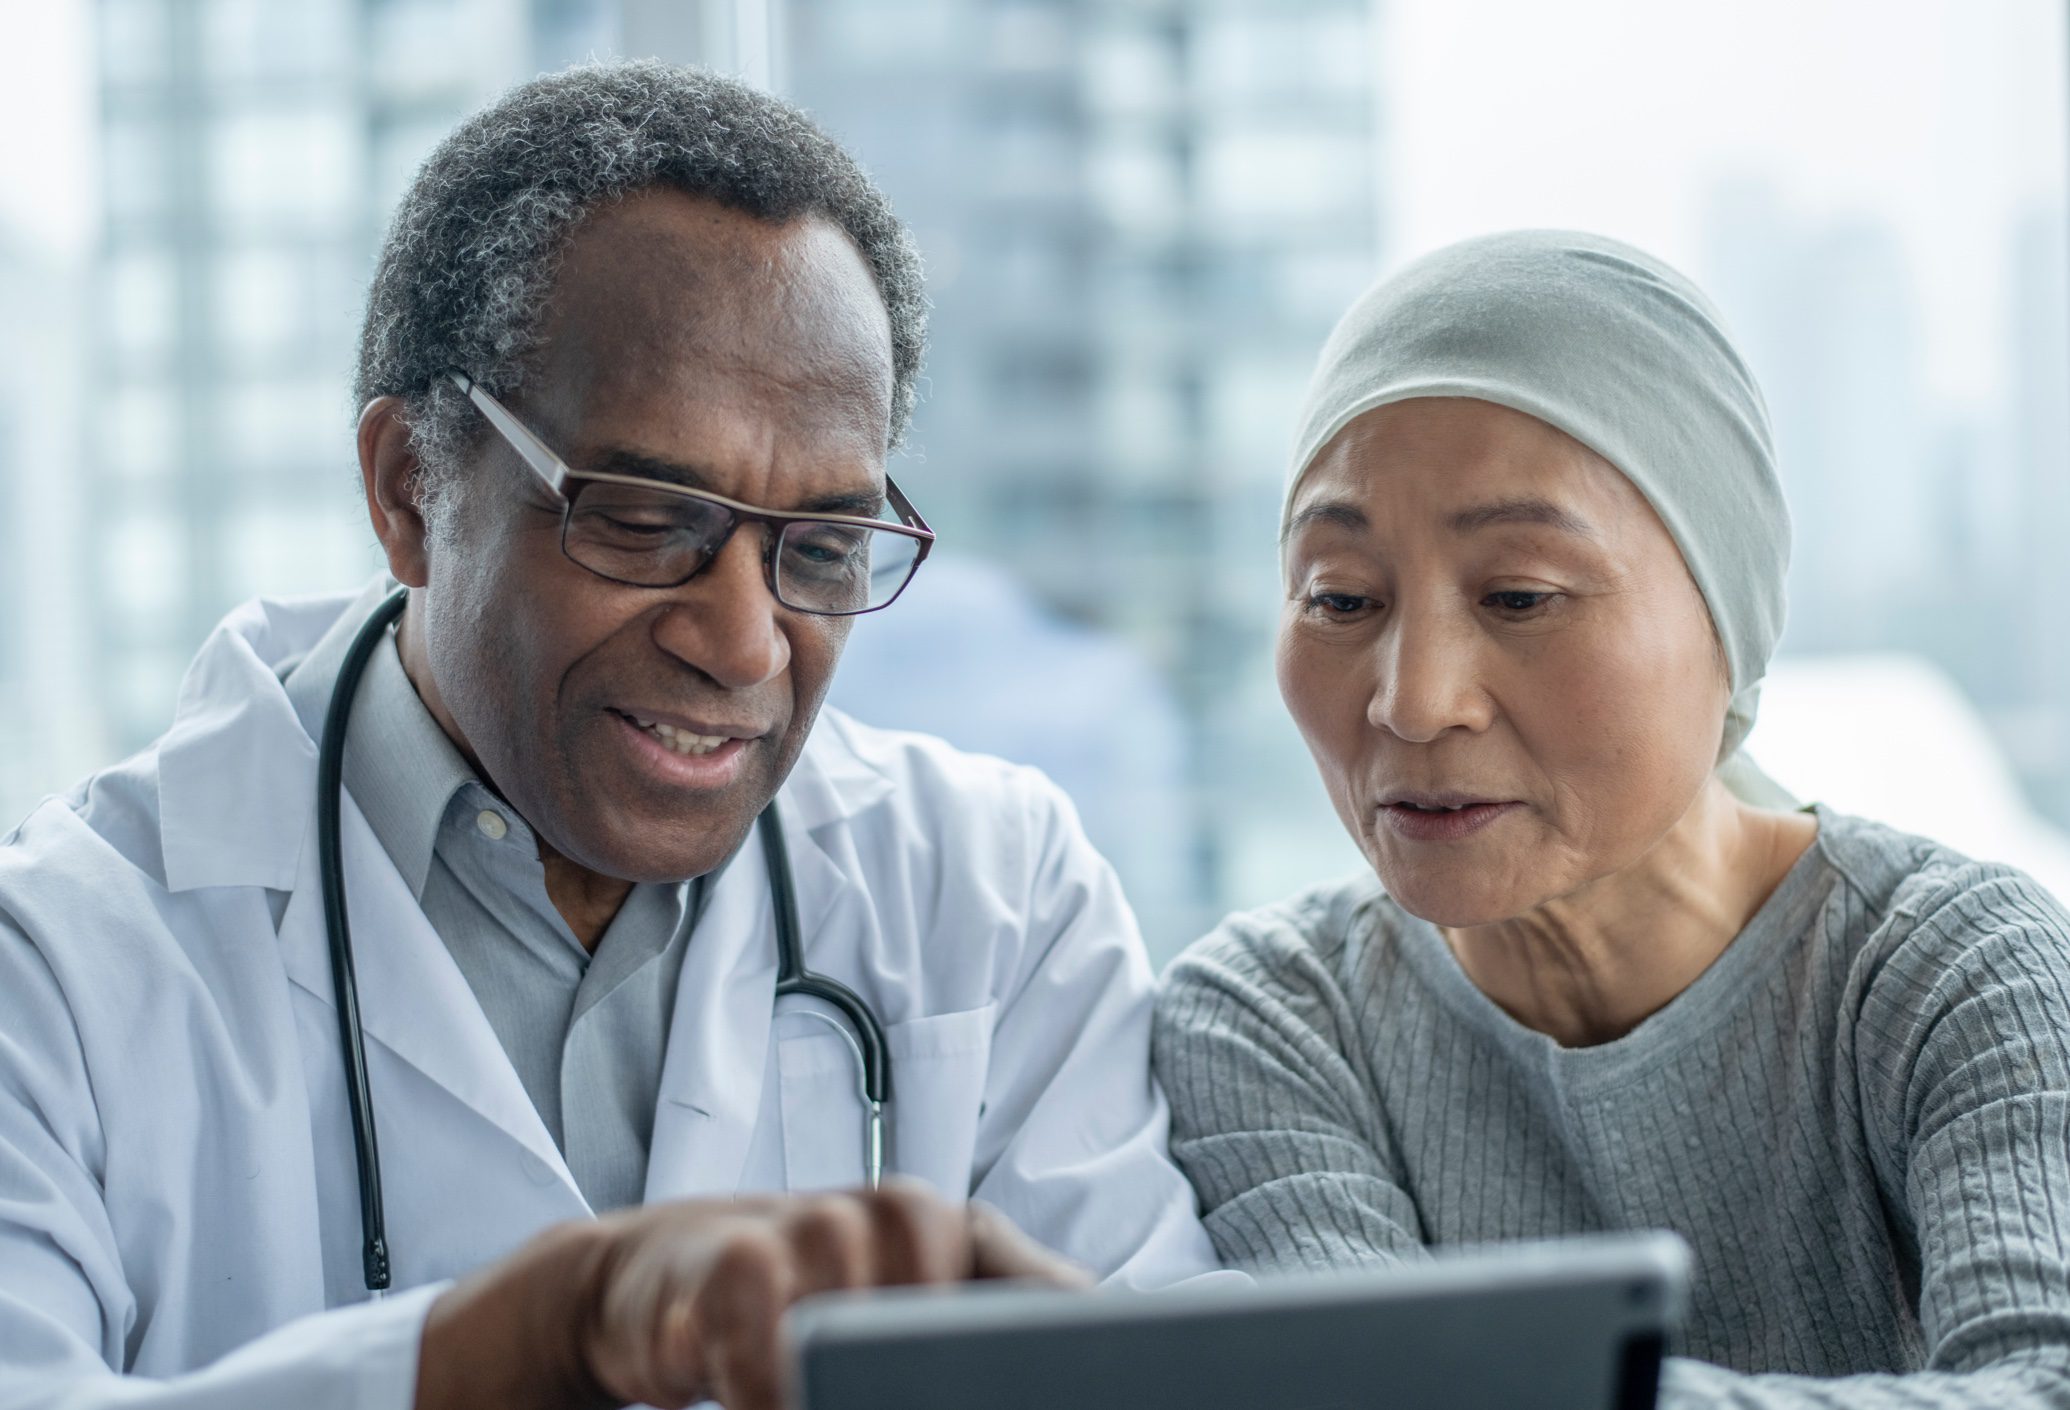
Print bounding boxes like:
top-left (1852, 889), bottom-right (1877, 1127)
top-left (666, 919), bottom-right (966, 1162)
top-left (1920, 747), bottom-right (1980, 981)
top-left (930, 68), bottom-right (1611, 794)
top-left (787, 1232), bottom-right (1689, 1410)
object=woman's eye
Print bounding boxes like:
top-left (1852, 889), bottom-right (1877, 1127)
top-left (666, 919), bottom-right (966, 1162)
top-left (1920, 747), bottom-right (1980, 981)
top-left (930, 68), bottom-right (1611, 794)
top-left (1485, 590), bottom-right (1553, 614)
top-left (1307, 592), bottom-right (1372, 617)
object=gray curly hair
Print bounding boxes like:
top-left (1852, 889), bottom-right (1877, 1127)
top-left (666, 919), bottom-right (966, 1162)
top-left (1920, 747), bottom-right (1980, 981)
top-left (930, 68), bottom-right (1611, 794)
top-left (353, 60), bottom-right (926, 502)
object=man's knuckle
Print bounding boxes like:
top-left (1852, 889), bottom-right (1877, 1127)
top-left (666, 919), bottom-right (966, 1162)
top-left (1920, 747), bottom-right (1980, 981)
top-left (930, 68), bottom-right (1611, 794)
top-left (792, 1197), bottom-right (871, 1259)
top-left (863, 1180), bottom-right (943, 1233)
top-left (709, 1225), bottom-right (789, 1292)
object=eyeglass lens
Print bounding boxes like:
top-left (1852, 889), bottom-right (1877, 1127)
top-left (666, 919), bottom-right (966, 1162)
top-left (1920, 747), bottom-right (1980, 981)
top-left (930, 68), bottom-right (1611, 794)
top-left (563, 480), bottom-right (923, 613)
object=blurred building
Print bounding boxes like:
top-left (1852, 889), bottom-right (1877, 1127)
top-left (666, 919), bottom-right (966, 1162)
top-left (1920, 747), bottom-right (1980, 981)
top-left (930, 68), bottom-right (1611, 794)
top-left (1702, 180), bottom-right (2070, 836)
top-left (828, 555), bottom-right (1201, 963)
top-left (2007, 201), bottom-right (2070, 816)
top-left (791, 0), bottom-right (1386, 939)
top-left (79, 0), bottom-right (1380, 938)
top-left (1699, 181), bottom-right (1941, 654)
top-left (87, 0), bottom-right (632, 748)
top-left (0, 232), bottom-right (95, 825)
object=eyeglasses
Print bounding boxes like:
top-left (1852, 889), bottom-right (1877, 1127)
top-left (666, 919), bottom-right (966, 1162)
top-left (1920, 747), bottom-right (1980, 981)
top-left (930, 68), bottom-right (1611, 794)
top-left (446, 371), bottom-right (934, 616)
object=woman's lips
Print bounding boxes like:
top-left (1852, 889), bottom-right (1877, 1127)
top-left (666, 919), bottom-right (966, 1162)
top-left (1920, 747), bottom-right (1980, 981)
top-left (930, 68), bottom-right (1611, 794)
top-left (1377, 800), bottom-right (1522, 842)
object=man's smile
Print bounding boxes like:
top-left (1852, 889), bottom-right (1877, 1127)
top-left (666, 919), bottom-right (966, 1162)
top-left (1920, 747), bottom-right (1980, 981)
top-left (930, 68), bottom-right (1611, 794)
top-left (607, 708), bottom-right (755, 787)
top-left (609, 705), bottom-right (770, 757)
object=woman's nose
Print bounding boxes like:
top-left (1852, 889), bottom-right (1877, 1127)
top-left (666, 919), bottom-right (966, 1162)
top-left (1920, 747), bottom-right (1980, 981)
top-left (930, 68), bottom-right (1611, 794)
top-left (1366, 611), bottom-right (1494, 743)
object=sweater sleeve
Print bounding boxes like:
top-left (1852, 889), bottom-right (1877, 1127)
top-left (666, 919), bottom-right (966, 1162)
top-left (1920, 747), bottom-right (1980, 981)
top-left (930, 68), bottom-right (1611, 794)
top-left (1663, 865), bottom-right (2070, 1408)
top-left (1152, 913), bottom-right (1430, 1276)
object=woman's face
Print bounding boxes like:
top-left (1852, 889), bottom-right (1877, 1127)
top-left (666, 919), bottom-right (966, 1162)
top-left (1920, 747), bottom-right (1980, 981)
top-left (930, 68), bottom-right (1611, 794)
top-left (1276, 397), bottom-right (1730, 927)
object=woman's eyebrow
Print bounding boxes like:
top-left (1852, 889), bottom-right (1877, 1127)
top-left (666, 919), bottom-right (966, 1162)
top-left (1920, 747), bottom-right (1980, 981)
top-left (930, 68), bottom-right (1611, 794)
top-left (1447, 496), bottom-right (1599, 540)
top-left (1282, 500), bottom-right (1370, 545)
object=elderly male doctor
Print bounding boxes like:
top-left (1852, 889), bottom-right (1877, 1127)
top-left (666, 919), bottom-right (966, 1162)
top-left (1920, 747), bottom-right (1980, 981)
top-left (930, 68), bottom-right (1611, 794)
top-left (0, 63), bottom-right (1219, 1410)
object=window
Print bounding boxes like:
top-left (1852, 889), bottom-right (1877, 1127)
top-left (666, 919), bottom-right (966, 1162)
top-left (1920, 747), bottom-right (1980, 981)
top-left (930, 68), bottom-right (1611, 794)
top-left (1194, 10), bottom-right (1372, 104)
top-left (223, 502), bottom-right (379, 603)
top-left (1197, 127), bottom-right (1369, 230)
top-left (201, 0), bottom-right (351, 84)
top-left (370, 117), bottom-right (457, 221)
top-left (1085, 28), bottom-right (1179, 119)
top-left (212, 245), bottom-right (355, 360)
top-left (104, 380), bottom-right (181, 482)
top-left (102, 118), bottom-right (171, 224)
top-left (1100, 369), bottom-right (1189, 475)
top-left (1091, 135), bottom-right (1184, 239)
top-left (814, 0), bottom-right (957, 65)
top-left (216, 374), bottom-right (349, 474)
top-left (105, 513), bottom-right (185, 634)
top-left (368, 0), bottom-right (473, 97)
top-left (101, 249), bottom-right (178, 360)
top-left (987, 0), bottom-right (1071, 73)
top-left (207, 107), bottom-right (357, 227)
top-left (99, 0), bottom-right (170, 87)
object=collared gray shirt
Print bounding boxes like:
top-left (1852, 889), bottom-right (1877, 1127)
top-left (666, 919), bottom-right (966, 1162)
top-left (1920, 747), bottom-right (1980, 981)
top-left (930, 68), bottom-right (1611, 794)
top-left (283, 596), bottom-right (708, 1212)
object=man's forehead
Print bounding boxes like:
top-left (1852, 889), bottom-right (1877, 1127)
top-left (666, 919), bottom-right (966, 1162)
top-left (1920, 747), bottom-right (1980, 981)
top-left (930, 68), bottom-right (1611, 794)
top-left (544, 191), bottom-right (891, 365)
top-left (525, 191), bottom-right (895, 454)
top-left (573, 442), bottom-right (887, 517)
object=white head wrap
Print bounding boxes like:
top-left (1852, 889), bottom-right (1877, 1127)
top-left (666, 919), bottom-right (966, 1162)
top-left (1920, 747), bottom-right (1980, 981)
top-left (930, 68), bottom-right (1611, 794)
top-left (1287, 229), bottom-right (1791, 766)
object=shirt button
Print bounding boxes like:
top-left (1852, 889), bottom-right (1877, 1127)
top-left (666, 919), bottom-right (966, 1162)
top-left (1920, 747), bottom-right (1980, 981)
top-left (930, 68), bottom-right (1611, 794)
top-left (476, 810), bottom-right (508, 841)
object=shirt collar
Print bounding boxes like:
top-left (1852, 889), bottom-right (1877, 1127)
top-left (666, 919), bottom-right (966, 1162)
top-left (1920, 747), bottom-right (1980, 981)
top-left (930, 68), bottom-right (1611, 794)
top-left (280, 585), bottom-right (476, 900)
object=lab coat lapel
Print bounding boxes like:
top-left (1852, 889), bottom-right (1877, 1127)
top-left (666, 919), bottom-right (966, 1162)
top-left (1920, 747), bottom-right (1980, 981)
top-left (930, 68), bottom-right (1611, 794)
top-left (646, 816), bottom-right (778, 1201)
top-left (645, 805), bottom-right (851, 1202)
top-left (276, 786), bottom-right (581, 1199)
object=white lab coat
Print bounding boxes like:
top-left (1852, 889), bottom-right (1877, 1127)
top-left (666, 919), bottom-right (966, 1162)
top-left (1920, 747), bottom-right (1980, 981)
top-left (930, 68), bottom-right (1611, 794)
top-left (0, 587), bottom-right (1222, 1408)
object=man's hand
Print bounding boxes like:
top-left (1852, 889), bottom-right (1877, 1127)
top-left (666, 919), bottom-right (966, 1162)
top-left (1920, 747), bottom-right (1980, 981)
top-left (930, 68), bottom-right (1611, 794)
top-left (414, 1182), bottom-right (1088, 1410)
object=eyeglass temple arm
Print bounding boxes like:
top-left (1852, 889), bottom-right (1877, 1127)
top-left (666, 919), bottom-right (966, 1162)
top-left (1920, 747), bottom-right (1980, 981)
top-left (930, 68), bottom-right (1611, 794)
top-left (445, 371), bottom-right (569, 498)
top-left (451, 370), bottom-right (932, 543)
top-left (885, 477), bottom-right (932, 536)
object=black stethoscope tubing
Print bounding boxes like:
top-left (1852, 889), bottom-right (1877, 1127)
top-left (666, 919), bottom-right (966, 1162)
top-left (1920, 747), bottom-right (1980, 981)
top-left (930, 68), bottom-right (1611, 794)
top-left (318, 585), bottom-right (890, 1295)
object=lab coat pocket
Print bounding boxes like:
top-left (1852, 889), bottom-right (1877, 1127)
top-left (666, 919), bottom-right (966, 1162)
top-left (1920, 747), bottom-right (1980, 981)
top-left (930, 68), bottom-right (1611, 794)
top-left (778, 1003), bottom-right (997, 1196)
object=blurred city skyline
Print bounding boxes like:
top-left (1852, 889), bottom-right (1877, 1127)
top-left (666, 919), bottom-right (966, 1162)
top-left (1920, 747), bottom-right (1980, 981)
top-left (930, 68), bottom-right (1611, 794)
top-left (0, 0), bottom-right (2066, 962)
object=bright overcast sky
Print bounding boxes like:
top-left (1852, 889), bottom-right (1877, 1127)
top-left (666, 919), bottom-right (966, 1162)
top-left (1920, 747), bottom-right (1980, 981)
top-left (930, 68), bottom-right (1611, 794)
top-left (1383, 0), bottom-right (2068, 409)
top-left (0, 0), bottom-right (94, 259)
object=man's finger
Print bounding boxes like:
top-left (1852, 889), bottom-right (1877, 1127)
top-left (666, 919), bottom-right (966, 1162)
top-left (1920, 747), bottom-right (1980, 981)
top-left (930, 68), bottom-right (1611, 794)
top-left (968, 1201), bottom-right (1094, 1287)
top-left (783, 1194), bottom-right (878, 1296)
top-left (693, 1230), bottom-right (794, 1410)
top-left (860, 1180), bottom-right (967, 1286)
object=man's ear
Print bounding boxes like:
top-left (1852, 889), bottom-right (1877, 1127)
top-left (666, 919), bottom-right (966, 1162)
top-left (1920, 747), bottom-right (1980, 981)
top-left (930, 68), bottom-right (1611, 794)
top-left (358, 396), bottom-right (433, 589)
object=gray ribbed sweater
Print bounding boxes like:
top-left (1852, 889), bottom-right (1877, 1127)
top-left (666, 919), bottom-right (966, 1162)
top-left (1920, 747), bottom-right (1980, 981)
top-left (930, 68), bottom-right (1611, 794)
top-left (1154, 808), bottom-right (2070, 1406)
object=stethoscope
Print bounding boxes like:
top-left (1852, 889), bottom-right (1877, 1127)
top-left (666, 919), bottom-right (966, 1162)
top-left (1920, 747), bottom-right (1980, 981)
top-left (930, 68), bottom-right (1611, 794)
top-left (318, 585), bottom-right (891, 1295)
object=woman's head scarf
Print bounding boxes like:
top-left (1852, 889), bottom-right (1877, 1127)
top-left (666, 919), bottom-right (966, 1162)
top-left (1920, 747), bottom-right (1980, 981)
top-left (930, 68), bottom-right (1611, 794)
top-left (1287, 229), bottom-right (1791, 769)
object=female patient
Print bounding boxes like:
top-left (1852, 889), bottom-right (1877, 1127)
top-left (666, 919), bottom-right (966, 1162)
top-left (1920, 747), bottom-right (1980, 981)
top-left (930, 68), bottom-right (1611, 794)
top-left (1154, 230), bottom-right (2070, 1404)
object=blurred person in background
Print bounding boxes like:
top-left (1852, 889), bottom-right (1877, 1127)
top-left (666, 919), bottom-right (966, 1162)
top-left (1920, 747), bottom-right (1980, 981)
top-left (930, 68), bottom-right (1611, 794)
top-left (1156, 230), bottom-right (2070, 1405)
top-left (0, 62), bottom-right (1219, 1410)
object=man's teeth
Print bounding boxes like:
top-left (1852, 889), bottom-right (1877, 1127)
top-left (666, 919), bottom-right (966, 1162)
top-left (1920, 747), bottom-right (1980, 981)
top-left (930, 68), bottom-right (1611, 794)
top-left (1402, 802), bottom-right (1469, 812)
top-left (633, 718), bottom-right (729, 756)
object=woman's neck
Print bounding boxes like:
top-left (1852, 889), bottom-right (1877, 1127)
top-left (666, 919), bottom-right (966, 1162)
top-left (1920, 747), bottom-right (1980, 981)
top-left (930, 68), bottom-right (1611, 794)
top-left (1440, 777), bottom-right (1817, 1047)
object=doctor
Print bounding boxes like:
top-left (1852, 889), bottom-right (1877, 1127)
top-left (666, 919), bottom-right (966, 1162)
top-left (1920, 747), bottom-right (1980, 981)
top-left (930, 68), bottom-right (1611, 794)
top-left (0, 61), bottom-right (1219, 1410)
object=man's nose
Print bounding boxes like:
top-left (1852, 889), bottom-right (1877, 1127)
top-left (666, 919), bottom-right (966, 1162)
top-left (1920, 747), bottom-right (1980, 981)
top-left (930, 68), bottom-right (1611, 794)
top-left (652, 526), bottom-right (791, 688)
top-left (1366, 608), bottom-right (1494, 743)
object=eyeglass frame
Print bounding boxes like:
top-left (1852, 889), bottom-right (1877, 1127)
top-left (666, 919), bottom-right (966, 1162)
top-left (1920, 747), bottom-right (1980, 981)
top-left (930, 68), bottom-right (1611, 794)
top-left (444, 370), bottom-right (935, 616)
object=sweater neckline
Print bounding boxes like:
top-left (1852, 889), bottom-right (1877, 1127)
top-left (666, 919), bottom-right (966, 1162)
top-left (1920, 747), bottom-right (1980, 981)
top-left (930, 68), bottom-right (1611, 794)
top-left (1385, 805), bottom-right (1841, 1093)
